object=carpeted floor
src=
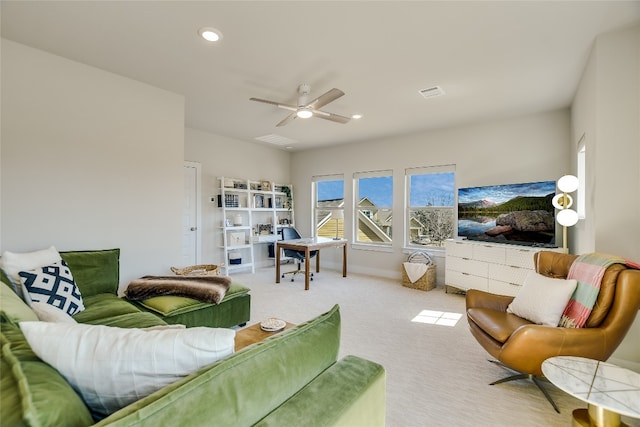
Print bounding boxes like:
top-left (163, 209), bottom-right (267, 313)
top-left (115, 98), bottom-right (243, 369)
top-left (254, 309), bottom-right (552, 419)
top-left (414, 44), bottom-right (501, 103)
top-left (232, 267), bottom-right (640, 427)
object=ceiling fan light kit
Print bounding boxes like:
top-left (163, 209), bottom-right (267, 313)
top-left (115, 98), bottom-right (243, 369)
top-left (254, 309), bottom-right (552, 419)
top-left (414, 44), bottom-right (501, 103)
top-left (250, 84), bottom-right (352, 127)
top-left (296, 108), bottom-right (313, 119)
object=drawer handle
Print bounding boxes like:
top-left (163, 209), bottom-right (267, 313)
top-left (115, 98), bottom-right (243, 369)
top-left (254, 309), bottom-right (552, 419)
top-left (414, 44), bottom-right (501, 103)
top-left (462, 272), bottom-right (470, 276)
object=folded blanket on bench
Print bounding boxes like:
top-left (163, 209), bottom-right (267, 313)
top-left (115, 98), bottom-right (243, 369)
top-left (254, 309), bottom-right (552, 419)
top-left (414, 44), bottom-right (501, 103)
top-left (125, 275), bottom-right (232, 304)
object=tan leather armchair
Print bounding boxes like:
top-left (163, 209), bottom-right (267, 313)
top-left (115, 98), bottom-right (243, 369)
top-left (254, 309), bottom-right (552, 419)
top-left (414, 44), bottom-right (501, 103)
top-left (466, 251), bottom-right (640, 412)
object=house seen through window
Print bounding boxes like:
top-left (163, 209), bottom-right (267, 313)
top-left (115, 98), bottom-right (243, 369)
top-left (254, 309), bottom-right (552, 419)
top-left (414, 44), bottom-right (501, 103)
top-left (355, 171), bottom-right (393, 245)
top-left (314, 175), bottom-right (344, 239)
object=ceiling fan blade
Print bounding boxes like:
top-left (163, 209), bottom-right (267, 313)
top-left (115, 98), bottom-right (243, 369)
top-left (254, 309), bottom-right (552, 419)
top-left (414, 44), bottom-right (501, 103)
top-left (306, 88), bottom-right (344, 109)
top-left (276, 112), bottom-right (297, 127)
top-left (313, 110), bottom-right (351, 124)
top-left (249, 97), bottom-right (297, 112)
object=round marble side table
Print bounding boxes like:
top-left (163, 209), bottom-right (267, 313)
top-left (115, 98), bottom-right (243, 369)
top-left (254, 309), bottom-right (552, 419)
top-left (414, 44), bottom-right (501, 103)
top-left (542, 356), bottom-right (640, 427)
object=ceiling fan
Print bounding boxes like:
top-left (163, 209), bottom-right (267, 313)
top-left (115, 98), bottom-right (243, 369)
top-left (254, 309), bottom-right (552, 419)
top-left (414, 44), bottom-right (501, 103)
top-left (250, 84), bottom-right (351, 127)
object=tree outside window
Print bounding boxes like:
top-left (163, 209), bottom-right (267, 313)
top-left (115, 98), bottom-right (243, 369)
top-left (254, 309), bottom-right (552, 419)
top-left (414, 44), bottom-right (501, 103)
top-left (407, 167), bottom-right (455, 248)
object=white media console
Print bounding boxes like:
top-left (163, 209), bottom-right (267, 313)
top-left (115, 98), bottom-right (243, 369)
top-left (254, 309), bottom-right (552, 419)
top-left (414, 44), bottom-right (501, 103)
top-left (444, 239), bottom-right (562, 296)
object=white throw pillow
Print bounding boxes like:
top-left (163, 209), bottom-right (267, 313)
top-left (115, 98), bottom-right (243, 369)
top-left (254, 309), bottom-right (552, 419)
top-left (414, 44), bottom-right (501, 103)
top-left (30, 301), bottom-right (77, 323)
top-left (1, 246), bottom-right (62, 298)
top-left (507, 271), bottom-right (577, 326)
top-left (19, 321), bottom-right (235, 418)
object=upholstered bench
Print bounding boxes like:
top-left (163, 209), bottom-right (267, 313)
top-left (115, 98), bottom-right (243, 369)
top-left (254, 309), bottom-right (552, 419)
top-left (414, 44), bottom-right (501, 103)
top-left (129, 282), bottom-right (251, 328)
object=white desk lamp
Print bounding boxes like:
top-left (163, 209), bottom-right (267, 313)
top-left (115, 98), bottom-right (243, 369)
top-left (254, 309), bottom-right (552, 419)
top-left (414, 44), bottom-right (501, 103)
top-left (331, 210), bottom-right (344, 240)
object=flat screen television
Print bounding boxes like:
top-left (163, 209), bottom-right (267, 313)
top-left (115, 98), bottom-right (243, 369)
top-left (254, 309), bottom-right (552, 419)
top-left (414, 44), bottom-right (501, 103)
top-left (457, 180), bottom-right (557, 247)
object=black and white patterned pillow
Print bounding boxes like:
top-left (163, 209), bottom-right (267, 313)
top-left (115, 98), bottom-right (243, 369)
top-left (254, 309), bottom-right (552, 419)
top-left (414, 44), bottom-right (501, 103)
top-left (19, 260), bottom-right (85, 316)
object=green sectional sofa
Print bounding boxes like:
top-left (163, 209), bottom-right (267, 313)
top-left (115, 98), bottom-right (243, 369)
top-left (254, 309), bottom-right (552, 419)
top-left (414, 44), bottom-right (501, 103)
top-left (0, 249), bottom-right (386, 426)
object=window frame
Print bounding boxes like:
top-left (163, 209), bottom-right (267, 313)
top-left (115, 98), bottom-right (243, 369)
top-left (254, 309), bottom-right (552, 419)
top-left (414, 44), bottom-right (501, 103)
top-left (577, 134), bottom-right (586, 219)
top-left (353, 170), bottom-right (394, 247)
top-left (313, 174), bottom-right (345, 239)
top-left (405, 165), bottom-right (456, 250)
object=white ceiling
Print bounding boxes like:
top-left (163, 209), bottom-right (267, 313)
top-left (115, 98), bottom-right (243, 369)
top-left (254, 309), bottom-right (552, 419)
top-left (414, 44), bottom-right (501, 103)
top-left (2, 1), bottom-right (639, 151)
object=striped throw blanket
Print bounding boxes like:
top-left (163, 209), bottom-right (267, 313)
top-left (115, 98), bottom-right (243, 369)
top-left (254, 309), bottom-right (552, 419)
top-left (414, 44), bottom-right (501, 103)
top-left (559, 253), bottom-right (625, 328)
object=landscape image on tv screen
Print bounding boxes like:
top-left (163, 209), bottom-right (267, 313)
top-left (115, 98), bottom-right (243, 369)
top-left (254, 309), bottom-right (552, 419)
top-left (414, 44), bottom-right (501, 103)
top-left (458, 180), bottom-right (556, 247)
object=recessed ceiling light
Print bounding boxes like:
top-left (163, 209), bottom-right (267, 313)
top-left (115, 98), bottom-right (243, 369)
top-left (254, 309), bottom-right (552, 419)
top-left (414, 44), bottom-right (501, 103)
top-left (198, 27), bottom-right (222, 42)
top-left (351, 114), bottom-right (363, 119)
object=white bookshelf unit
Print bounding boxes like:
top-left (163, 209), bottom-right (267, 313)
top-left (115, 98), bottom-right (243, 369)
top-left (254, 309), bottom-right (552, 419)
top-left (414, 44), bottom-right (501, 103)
top-left (217, 177), bottom-right (294, 274)
top-left (444, 239), bottom-right (562, 296)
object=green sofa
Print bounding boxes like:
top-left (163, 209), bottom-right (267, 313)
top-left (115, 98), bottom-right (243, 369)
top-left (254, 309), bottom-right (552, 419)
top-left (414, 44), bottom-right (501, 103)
top-left (0, 249), bottom-right (386, 426)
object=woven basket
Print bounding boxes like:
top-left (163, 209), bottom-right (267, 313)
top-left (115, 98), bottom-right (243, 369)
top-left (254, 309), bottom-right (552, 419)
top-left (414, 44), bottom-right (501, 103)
top-left (170, 264), bottom-right (221, 276)
top-left (402, 251), bottom-right (436, 291)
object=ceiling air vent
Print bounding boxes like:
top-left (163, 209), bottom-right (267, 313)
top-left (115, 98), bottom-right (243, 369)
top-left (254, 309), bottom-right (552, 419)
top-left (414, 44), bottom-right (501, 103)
top-left (255, 134), bottom-right (298, 146)
top-left (419, 86), bottom-right (445, 99)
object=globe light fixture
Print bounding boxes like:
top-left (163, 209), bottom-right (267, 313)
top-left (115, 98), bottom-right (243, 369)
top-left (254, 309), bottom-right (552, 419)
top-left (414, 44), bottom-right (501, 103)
top-left (557, 175), bottom-right (579, 193)
top-left (554, 175), bottom-right (579, 253)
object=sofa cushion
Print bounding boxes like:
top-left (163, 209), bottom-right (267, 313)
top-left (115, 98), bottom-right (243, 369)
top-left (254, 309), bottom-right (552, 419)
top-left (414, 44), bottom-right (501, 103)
top-left (73, 293), bottom-right (142, 323)
top-left (93, 311), bottom-right (170, 328)
top-left (60, 249), bottom-right (120, 297)
top-left (507, 271), bottom-right (577, 326)
top-left (254, 355), bottom-right (386, 427)
top-left (19, 260), bottom-right (85, 316)
top-left (19, 321), bottom-right (236, 419)
top-left (0, 281), bottom-right (38, 325)
top-left (0, 322), bottom-right (94, 427)
top-left (137, 283), bottom-right (250, 317)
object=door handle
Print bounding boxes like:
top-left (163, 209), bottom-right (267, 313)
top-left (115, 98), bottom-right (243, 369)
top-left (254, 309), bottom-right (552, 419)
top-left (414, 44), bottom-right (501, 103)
top-left (190, 227), bottom-right (196, 231)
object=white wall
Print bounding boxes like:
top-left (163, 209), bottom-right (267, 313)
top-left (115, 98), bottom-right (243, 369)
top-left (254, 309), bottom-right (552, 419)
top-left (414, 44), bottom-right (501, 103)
top-left (1, 39), bottom-right (185, 293)
top-left (571, 25), bottom-right (640, 370)
top-left (184, 127), bottom-right (290, 267)
top-left (291, 109), bottom-right (571, 282)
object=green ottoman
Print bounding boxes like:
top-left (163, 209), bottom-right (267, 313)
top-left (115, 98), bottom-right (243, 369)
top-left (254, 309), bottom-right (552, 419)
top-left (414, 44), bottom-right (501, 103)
top-left (130, 283), bottom-right (251, 328)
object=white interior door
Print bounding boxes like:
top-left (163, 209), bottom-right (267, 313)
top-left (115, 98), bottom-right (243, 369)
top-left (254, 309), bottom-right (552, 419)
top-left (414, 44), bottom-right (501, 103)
top-left (182, 162), bottom-right (201, 266)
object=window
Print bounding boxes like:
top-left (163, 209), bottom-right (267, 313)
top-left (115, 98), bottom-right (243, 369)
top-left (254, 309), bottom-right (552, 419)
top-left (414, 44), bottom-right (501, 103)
top-left (354, 171), bottom-right (393, 245)
top-left (577, 134), bottom-right (586, 219)
top-left (313, 175), bottom-right (344, 239)
top-left (406, 166), bottom-right (455, 248)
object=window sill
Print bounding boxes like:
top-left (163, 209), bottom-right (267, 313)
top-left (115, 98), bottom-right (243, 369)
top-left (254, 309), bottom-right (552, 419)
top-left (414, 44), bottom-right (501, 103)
top-left (351, 243), bottom-right (394, 253)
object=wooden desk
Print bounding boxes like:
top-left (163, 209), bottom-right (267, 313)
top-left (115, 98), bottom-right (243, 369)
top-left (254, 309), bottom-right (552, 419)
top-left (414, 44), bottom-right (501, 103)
top-left (234, 321), bottom-right (295, 351)
top-left (275, 237), bottom-right (347, 290)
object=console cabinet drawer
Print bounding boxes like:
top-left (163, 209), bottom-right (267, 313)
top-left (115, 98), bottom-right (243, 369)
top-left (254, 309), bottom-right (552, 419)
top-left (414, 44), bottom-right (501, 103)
top-left (489, 264), bottom-right (530, 286)
top-left (446, 240), bottom-right (473, 258)
top-left (446, 257), bottom-right (488, 277)
top-left (473, 244), bottom-right (506, 264)
top-left (445, 270), bottom-right (488, 292)
top-left (505, 247), bottom-right (538, 269)
top-left (488, 279), bottom-right (520, 297)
